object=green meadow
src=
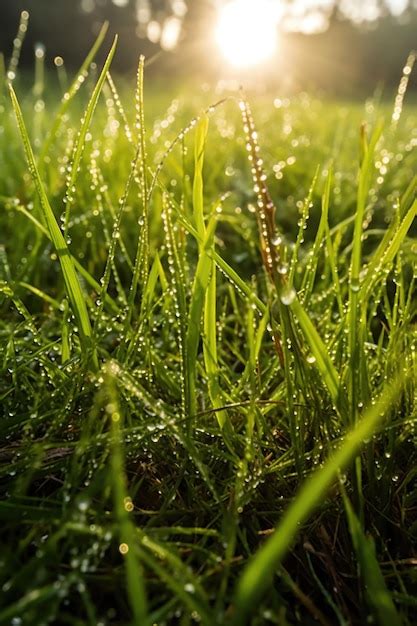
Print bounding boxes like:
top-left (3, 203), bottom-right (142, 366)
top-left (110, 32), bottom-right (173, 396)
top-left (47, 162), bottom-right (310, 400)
top-left (0, 22), bottom-right (416, 626)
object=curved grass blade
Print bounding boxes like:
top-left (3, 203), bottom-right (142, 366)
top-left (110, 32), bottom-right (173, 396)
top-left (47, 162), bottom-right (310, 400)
top-left (63, 36), bottom-right (118, 233)
top-left (351, 121), bottom-right (384, 288)
top-left (301, 166), bottom-right (332, 302)
top-left (232, 373), bottom-right (406, 624)
top-left (0, 582), bottom-right (66, 623)
top-left (9, 84), bottom-right (98, 370)
top-left (93, 141), bottom-right (142, 339)
top-left (362, 199), bottom-right (417, 301)
top-left (17, 281), bottom-right (61, 310)
top-left (105, 368), bottom-right (148, 625)
top-left (342, 491), bottom-right (402, 626)
top-left (290, 297), bottom-right (344, 412)
top-left (289, 165), bottom-right (319, 286)
top-left (110, 359), bottom-right (219, 499)
top-left (137, 536), bottom-right (214, 624)
top-left (150, 166), bottom-right (265, 314)
top-left (39, 22), bottom-right (109, 164)
top-left (14, 178), bottom-right (119, 315)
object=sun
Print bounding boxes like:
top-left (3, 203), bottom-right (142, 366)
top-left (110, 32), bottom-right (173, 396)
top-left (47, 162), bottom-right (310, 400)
top-left (215, 0), bottom-right (279, 69)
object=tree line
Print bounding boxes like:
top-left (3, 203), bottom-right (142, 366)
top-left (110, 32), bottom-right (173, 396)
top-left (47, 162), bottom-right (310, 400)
top-left (0, 0), bottom-right (416, 92)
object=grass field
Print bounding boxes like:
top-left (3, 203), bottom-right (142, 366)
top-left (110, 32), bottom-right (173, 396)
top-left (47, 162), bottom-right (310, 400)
top-left (0, 27), bottom-right (417, 626)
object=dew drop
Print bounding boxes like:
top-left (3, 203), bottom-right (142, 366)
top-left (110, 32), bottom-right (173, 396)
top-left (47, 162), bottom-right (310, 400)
top-left (280, 287), bottom-right (296, 306)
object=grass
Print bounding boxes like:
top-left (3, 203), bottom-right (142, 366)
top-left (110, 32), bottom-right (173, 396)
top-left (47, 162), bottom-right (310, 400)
top-left (0, 22), bottom-right (417, 626)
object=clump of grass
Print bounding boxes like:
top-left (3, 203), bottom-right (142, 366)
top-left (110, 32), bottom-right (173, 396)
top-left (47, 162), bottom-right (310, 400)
top-left (0, 16), bottom-right (417, 626)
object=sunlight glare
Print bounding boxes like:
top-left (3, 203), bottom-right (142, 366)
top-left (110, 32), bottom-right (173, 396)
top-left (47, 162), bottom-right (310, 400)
top-left (216, 0), bottom-right (279, 68)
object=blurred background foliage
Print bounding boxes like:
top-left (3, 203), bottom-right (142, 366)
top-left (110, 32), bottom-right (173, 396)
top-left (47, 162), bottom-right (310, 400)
top-left (0, 0), bottom-right (416, 93)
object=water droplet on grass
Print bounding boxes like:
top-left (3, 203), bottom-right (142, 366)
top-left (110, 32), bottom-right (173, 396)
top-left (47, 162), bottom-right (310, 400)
top-left (280, 287), bottom-right (296, 306)
top-left (78, 498), bottom-right (89, 512)
top-left (350, 279), bottom-right (360, 293)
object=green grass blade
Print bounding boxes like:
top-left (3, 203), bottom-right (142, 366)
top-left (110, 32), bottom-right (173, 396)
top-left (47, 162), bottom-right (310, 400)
top-left (94, 141), bottom-right (141, 339)
top-left (184, 116), bottom-right (211, 419)
top-left (290, 297), bottom-right (343, 411)
top-left (185, 218), bottom-right (216, 420)
top-left (161, 186), bottom-right (266, 313)
top-left (110, 359), bottom-right (219, 498)
top-left (39, 22), bottom-right (109, 164)
top-left (289, 166), bottom-right (319, 286)
top-left (17, 281), bottom-right (60, 310)
top-left (232, 373), bottom-right (405, 623)
top-left (9, 84), bottom-right (97, 370)
top-left (193, 114), bottom-right (209, 239)
top-left (0, 583), bottom-right (64, 622)
top-left (105, 367), bottom-right (148, 624)
top-left (203, 257), bottom-right (228, 428)
top-left (351, 122), bottom-right (383, 287)
top-left (342, 492), bottom-right (402, 626)
top-left (125, 56), bottom-right (150, 327)
top-left (362, 199), bottom-right (417, 301)
top-left (136, 537), bottom-right (214, 623)
top-left (347, 122), bottom-right (383, 425)
top-left (301, 166), bottom-right (332, 301)
top-left (13, 152), bottom-right (120, 315)
top-left (160, 194), bottom-right (188, 414)
top-left (63, 36), bottom-right (117, 233)
top-left (61, 298), bottom-right (71, 364)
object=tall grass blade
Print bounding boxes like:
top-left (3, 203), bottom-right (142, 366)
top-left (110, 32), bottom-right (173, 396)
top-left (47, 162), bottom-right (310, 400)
top-left (9, 84), bottom-right (97, 369)
top-left (136, 537), bottom-right (214, 623)
top-left (184, 115), bottom-right (211, 419)
top-left (232, 373), bottom-right (406, 623)
top-left (105, 367), bottom-right (148, 625)
top-left (203, 257), bottom-right (228, 428)
top-left (63, 36), bottom-right (117, 233)
top-left (125, 56), bottom-right (149, 331)
top-left (185, 218), bottom-right (216, 420)
top-left (301, 166), bottom-right (332, 302)
top-left (347, 122), bottom-right (383, 424)
top-left (290, 297), bottom-right (344, 411)
top-left (362, 199), bottom-right (417, 301)
top-left (342, 492), bottom-right (402, 626)
top-left (39, 22), bottom-right (109, 163)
